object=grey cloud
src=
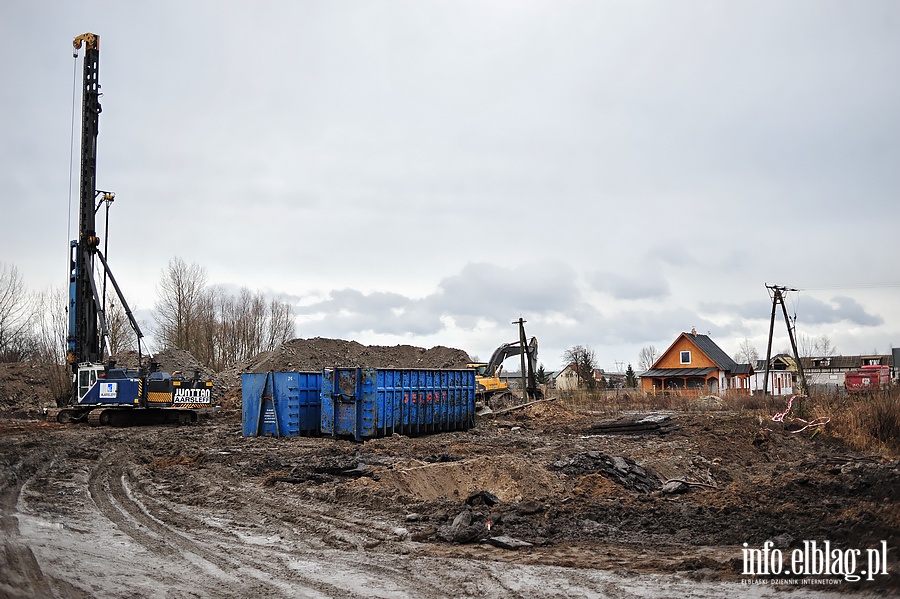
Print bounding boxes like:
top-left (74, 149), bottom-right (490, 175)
top-left (292, 262), bottom-right (583, 338)
top-left (588, 271), bottom-right (670, 301)
top-left (430, 262), bottom-right (582, 322)
top-left (699, 299), bottom-right (771, 320)
top-left (800, 296), bottom-right (884, 327)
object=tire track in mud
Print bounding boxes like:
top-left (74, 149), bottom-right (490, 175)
top-left (0, 444), bottom-right (92, 599)
top-left (128, 465), bottom-right (453, 598)
top-left (88, 451), bottom-right (288, 597)
top-left (0, 451), bottom-right (55, 599)
top-left (89, 450), bottom-right (374, 599)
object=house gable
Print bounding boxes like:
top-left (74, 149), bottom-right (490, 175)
top-left (654, 335), bottom-right (719, 369)
top-left (651, 331), bottom-right (735, 371)
top-left (641, 330), bottom-right (752, 394)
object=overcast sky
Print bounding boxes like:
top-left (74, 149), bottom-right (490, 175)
top-left (2, 1), bottom-right (899, 372)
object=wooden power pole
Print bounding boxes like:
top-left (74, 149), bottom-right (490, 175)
top-left (762, 284), bottom-right (808, 395)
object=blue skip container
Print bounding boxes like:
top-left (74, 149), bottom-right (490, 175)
top-left (242, 371), bottom-right (323, 437)
top-left (320, 368), bottom-right (476, 441)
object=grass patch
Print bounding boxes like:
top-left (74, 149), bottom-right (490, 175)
top-left (553, 387), bottom-right (900, 457)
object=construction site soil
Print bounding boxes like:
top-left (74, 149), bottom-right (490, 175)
top-left (0, 339), bottom-right (897, 597)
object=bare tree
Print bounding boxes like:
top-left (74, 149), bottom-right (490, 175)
top-left (815, 334), bottom-right (836, 358)
top-left (267, 296), bottom-right (296, 351)
top-left (637, 345), bottom-right (659, 371)
top-left (734, 338), bottom-right (759, 365)
top-left (31, 286), bottom-right (71, 404)
top-left (106, 295), bottom-right (137, 355)
top-left (796, 333), bottom-right (816, 358)
top-left (154, 258), bottom-right (208, 353)
top-left (0, 263), bottom-right (35, 361)
top-left (563, 345), bottom-right (597, 391)
top-left (153, 260), bottom-right (296, 370)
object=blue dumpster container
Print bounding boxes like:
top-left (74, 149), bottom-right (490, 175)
top-left (320, 368), bottom-right (476, 441)
top-left (242, 371), bottom-right (322, 437)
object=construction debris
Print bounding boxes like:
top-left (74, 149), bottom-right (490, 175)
top-left (484, 535), bottom-right (533, 550)
top-left (587, 414), bottom-right (677, 435)
top-left (549, 452), bottom-right (661, 494)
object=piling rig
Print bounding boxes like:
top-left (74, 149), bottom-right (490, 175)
top-left (54, 33), bottom-right (213, 426)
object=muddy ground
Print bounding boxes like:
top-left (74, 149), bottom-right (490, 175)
top-left (0, 343), bottom-right (898, 597)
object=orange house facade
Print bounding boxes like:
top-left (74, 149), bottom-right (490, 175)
top-left (640, 330), bottom-right (754, 395)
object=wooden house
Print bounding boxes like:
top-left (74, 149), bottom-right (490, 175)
top-left (640, 329), bottom-right (753, 395)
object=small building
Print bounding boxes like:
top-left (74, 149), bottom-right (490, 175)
top-left (640, 329), bottom-right (754, 395)
top-left (553, 364), bottom-right (581, 391)
top-left (749, 354), bottom-right (797, 395)
top-left (799, 354), bottom-right (894, 390)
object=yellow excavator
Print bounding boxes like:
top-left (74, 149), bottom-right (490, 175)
top-left (469, 319), bottom-right (542, 414)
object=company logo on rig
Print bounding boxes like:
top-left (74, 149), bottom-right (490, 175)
top-left (173, 388), bottom-right (212, 404)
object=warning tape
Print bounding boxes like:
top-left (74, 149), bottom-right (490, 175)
top-left (772, 394), bottom-right (831, 433)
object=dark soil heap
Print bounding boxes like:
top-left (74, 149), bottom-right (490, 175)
top-left (215, 337), bottom-right (472, 408)
top-left (0, 338), bottom-right (472, 415)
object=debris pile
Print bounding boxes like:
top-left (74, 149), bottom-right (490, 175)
top-left (587, 414), bottom-right (677, 435)
top-left (550, 452), bottom-right (662, 494)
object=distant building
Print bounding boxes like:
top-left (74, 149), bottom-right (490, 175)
top-left (552, 364), bottom-right (581, 391)
top-left (640, 329), bottom-right (753, 395)
top-left (799, 354), bottom-right (894, 391)
top-left (749, 354), bottom-right (797, 395)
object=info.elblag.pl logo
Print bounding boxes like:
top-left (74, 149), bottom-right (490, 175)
top-left (742, 540), bottom-right (889, 583)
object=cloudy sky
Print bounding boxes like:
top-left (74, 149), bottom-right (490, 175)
top-left (3, 1), bottom-right (899, 372)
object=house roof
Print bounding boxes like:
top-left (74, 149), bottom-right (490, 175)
top-left (642, 367), bottom-right (716, 378)
top-left (687, 333), bottom-right (738, 371)
top-left (799, 355), bottom-right (894, 369)
top-left (754, 354), bottom-right (796, 371)
top-left (646, 331), bottom-right (753, 376)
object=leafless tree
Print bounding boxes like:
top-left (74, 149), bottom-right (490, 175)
top-left (267, 296), bottom-right (295, 351)
top-left (154, 258), bottom-right (208, 353)
top-left (31, 287), bottom-right (68, 364)
top-left (31, 286), bottom-right (72, 404)
top-left (106, 295), bottom-right (136, 355)
top-left (637, 345), bottom-right (659, 371)
top-left (563, 345), bottom-right (598, 391)
top-left (815, 333), bottom-right (836, 358)
top-left (0, 263), bottom-right (35, 362)
top-left (796, 333), bottom-right (812, 358)
top-left (154, 259), bottom-right (295, 370)
top-left (796, 332), bottom-right (835, 358)
top-left (734, 338), bottom-right (759, 365)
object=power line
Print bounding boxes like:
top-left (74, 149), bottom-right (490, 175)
top-left (795, 282), bottom-right (900, 291)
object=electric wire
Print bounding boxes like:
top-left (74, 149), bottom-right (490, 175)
top-left (67, 54), bottom-right (78, 279)
top-left (797, 283), bottom-right (900, 291)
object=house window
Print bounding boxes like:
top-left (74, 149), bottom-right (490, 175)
top-left (680, 351), bottom-right (691, 364)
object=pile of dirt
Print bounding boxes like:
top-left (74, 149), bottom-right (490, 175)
top-left (0, 362), bottom-right (67, 415)
top-left (0, 339), bottom-right (472, 414)
top-left (109, 347), bottom-right (215, 380)
top-left (214, 337), bottom-right (471, 408)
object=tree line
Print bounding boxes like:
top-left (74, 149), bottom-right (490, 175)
top-left (0, 259), bottom-right (295, 372)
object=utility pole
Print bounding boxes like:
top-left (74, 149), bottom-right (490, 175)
top-left (762, 284), bottom-right (808, 395)
top-left (515, 317), bottom-right (528, 402)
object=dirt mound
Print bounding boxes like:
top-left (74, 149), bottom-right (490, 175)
top-left (1, 339), bottom-right (472, 413)
top-left (214, 338), bottom-right (471, 406)
top-left (109, 347), bottom-right (215, 379)
top-left (357, 455), bottom-right (562, 503)
top-left (0, 362), bottom-right (67, 414)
